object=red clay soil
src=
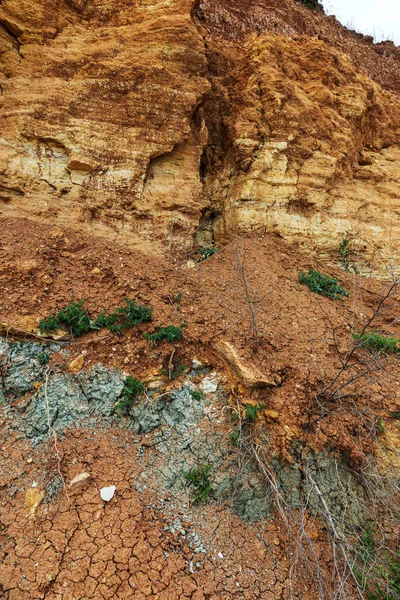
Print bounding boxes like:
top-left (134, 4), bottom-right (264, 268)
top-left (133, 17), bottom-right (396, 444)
top-left (1, 216), bottom-right (400, 599)
top-left (1, 216), bottom-right (400, 464)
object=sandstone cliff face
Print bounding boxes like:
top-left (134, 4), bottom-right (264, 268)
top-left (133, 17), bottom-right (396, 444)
top-left (1, 0), bottom-right (400, 269)
top-left (0, 0), bottom-right (210, 256)
top-left (198, 33), bottom-right (400, 269)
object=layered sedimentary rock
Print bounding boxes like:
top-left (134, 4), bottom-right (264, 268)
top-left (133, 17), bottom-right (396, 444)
top-left (0, 0), bottom-right (210, 256)
top-left (198, 33), bottom-right (400, 270)
top-left (1, 0), bottom-right (400, 269)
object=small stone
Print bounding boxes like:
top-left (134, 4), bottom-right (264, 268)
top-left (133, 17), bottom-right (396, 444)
top-left (25, 488), bottom-right (44, 515)
top-left (264, 410), bottom-right (279, 421)
top-left (33, 381), bottom-right (41, 390)
top-left (200, 373), bottom-right (219, 394)
top-left (91, 267), bottom-right (101, 275)
top-left (100, 486), bottom-right (116, 502)
top-left (68, 354), bottom-right (85, 373)
top-left (69, 472), bottom-right (92, 492)
top-left (27, 457), bottom-right (33, 464)
top-left (50, 228), bottom-right (64, 239)
top-left (191, 358), bottom-right (203, 370)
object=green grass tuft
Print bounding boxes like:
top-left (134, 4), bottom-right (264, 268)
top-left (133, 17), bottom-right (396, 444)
top-left (190, 389), bottom-right (204, 401)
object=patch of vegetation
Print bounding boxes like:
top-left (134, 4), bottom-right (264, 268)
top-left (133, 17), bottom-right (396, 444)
top-left (173, 292), bottom-right (183, 304)
top-left (389, 411), bottom-right (400, 420)
top-left (295, 0), bottom-right (320, 10)
top-left (197, 246), bottom-right (218, 262)
top-left (354, 332), bottom-right (400, 354)
top-left (116, 376), bottom-right (145, 410)
top-left (37, 350), bottom-right (49, 365)
top-left (40, 299), bottom-right (152, 337)
top-left (244, 403), bottom-right (265, 423)
top-left (229, 429), bottom-right (241, 445)
top-left (161, 357), bottom-right (187, 380)
top-left (184, 464), bottom-right (212, 504)
top-left (339, 237), bottom-right (359, 273)
top-left (96, 299), bottom-right (152, 334)
top-left (355, 525), bottom-right (400, 600)
top-left (298, 269), bottom-right (349, 300)
top-left (190, 389), bottom-right (204, 401)
top-left (144, 324), bottom-right (185, 347)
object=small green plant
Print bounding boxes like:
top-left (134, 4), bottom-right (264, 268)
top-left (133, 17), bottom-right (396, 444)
top-left (354, 332), bottom-right (400, 354)
top-left (96, 299), bottom-right (152, 334)
top-left (37, 350), bottom-right (49, 365)
top-left (355, 525), bottom-right (400, 600)
top-left (197, 247), bottom-right (218, 262)
top-left (190, 389), bottom-right (204, 401)
top-left (173, 292), bottom-right (183, 304)
top-left (144, 324), bottom-right (185, 347)
top-left (378, 420), bottom-right (386, 434)
top-left (299, 269), bottom-right (349, 300)
top-left (244, 403), bottom-right (265, 423)
top-left (339, 237), bottom-right (351, 271)
top-left (184, 464), bottom-right (212, 504)
top-left (40, 299), bottom-right (93, 336)
top-left (161, 357), bottom-right (187, 380)
top-left (40, 299), bottom-right (152, 337)
top-left (359, 523), bottom-right (375, 563)
top-left (389, 411), bottom-right (400, 420)
top-left (296, 0), bottom-right (320, 9)
top-left (229, 429), bottom-right (241, 445)
top-left (117, 376), bottom-right (145, 410)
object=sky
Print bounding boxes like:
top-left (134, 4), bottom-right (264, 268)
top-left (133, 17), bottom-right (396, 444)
top-left (320, 0), bottom-right (400, 45)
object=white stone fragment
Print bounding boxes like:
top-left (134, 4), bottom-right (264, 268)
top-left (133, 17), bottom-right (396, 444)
top-left (100, 486), bottom-right (116, 502)
top-left (200, 373), bottom-right (219, 394)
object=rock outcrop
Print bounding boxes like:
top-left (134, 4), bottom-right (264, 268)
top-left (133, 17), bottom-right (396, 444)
top-left (1, 0), bottom-right (400, 270)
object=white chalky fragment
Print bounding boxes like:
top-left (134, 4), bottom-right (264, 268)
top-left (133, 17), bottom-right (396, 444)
top-left (100, 485), bottom-right (116, 502)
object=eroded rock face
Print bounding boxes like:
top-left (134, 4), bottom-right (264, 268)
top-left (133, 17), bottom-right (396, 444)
top-left (0, 0), bottom-right (210, 256)
top-left (1, 0), bottom-right (400, 269)
top-left (199, 34), bottom-right (400, 270)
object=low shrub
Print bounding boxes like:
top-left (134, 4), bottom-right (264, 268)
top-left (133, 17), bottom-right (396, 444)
top-left (355, 525), bottom-right (400, 600)
top-left (197, 247), bottom-right (218, 262)
top-left (354, 332), bottom-right (400, 354)
top-left (117, 376), bottom-right (145, 410)
top-left (161, 357), bottom-right (187, 380)
top-left (184, 464), bottom-right (212, 504)
top-left (190, 389), bottom-right (204, 401)
top-left (299, 269), bottom-right (349, 300)
top-left (144, 324), bottom-right (185, 347)
top-left (229, 429), bottom-right (241, 445)
top-left (244, 403), bottom-right (264, 423)
top-left (40, 299), bottom-right (152, 337)
top-left (37, 350), bottom-right (49, 365)
top-left (295, 0), bottom-right (320, 10)
top-left (96, 299), bottom-right (152, 334)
